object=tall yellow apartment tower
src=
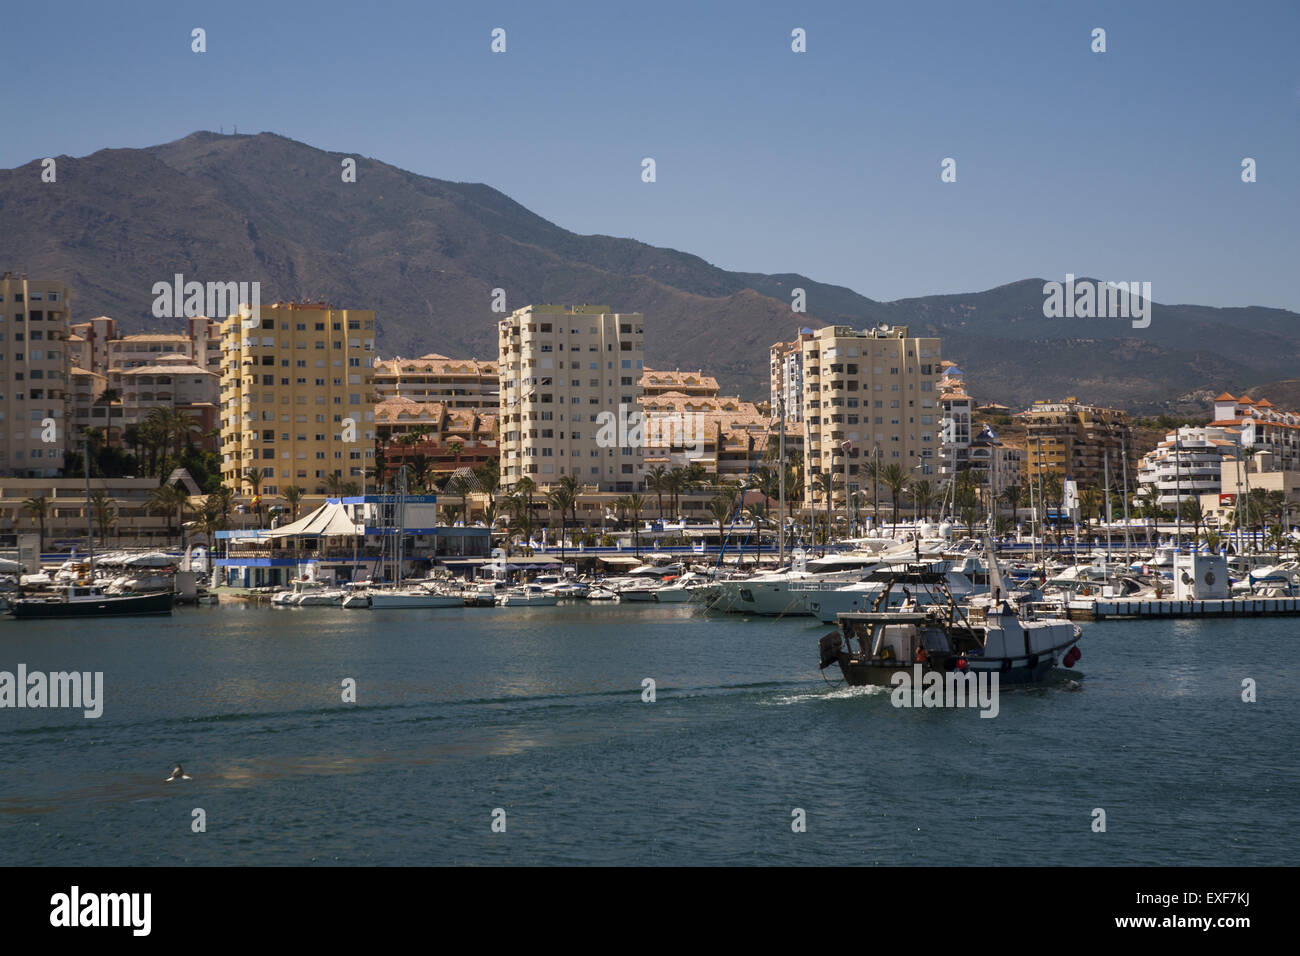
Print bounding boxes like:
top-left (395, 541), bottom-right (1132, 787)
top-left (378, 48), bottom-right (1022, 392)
top-left (219, 302), bottom-right (376, 496)
top-left (0, 273), bottom-right (71, 477)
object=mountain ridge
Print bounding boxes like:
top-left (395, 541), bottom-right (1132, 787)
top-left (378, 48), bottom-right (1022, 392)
top-left (2, 130), bottom-right (1296, 413)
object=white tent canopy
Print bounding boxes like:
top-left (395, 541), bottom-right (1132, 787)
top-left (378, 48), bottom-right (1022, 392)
top-left (263, 502), bottom-right (360, 538)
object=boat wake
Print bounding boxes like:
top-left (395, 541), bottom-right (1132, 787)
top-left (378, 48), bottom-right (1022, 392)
top-left (765, 684), bottom-right (891, 706)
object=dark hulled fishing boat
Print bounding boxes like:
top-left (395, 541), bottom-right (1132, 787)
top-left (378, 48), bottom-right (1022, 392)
top-left (818, 554), bottom-right (1081, 686)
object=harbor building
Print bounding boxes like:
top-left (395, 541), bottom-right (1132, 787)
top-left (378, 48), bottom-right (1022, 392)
top-left (0, 273), bottom-right (71, 478)
top-left (800, 324), bottom-right (942, 512)
top-left (1018, 397), bottom-right (1134, 486)
top-left (218, 302), bottom-right (376, 497)
top-left (497, 304), bottom-right (645, 492)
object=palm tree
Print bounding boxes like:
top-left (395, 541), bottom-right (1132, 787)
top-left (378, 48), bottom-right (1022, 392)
top-left (547, 485), bottom-right (576, 559)
top-left (709, 496), bottom-right (732, 551)
top-left (880, 463), bottom-right (910, 536)
top-left (556, 474), bottom-right (582, 531)
top-left (96, 388), bottom-right (120, 448)
top-left (626, 492), bottom-right (646, 555)
top-left (1001, 483), bottom-right (1023, 524)
top-left (22, 496), bottom-right (50, 555)
top-left (90, 489), bottom-right (116, 543)
top-left (197, 496), bottom-right (227, 553)
top-left (446, 474), bottom-right (472, 524)
top-left (1179, 498), bottom-right (1205, 544)
top-left (148, 483), bottom-right (191, 545)
top-left (323, 472), bottom-right (345, 497)
top-left (812, 471), bottom-right (835, 544)
top-left (282, 485), bottom-right (305, 520)
top-left (513, 476), bottom-right (537, 528)
top-left (911, 479), bottom-right (935, 522)
top-left (646, 465), bottom-right (669, 518)
top-left (243, 468), bottom-right (265, 524)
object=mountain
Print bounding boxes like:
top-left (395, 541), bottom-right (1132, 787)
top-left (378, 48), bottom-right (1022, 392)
top-left (1, 130), bottom-right (1296, 412)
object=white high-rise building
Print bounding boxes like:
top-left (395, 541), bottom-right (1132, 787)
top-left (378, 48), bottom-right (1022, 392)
top-left (498, 305), bottom-right (645, 492)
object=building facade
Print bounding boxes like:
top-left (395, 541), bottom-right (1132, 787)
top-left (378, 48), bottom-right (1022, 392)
top-left (497, 304), bottom-right (645, 492)
top-left (769, 329), bottom-right (812, 424)
top-left (372, 353), bottom-right (499, 409)
top-left (218, 303), bottom-right (376, 496)
top-left (801, 324), bottom-right (942, 510)
top-left (0, 273), bottom-right (71, 477)
top-left (1018, 397), bottom-right (1134, 486)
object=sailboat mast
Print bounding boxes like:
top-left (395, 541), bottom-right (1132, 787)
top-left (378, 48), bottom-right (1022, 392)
top-left (84, 434), bottom-right (94, 578)
top-left (777, 393), bottom-right (786, 566)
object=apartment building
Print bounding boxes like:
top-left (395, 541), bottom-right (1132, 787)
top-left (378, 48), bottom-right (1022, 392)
top-left (1138, 393), bottom-right (1300, 512)
top-left (769, 329), bottom-right (813, 424)
top-left (640, 392), bottom-right (767, 480)
top-left (642, 368), bottom-right (720, 399)
top-left (1209, 393), bottom-right (1300, 470)
top-left (498, 304), bottom-right (645, 492)
top-left (1136, 426), bottom-right (1238, 509)
top-left (68, 316), bottom-right (223, 447)
top-left (374, 396), bottom-right (499, 480)
top-left (218, 302), bottom-right (376, 496)
top-left (70, 316), bottom-right (222, 375)
top-left (372, 353), bottom-right (499, 409)
top-left (1018, 397), bottom-right (1134, 486)
top-left (0, 273), bottom-right (71, 477)
top-left (801, 324), bottom-right (942, 509)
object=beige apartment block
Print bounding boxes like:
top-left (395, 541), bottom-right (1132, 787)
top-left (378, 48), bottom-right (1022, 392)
top-left (770, 329), bottom-right (812, 424)
top-left (1019, 397), bottom-right (1134, 485)
top-left (372, 353), bottom-right (499, 410)
top-left (0, 273), bottom-right (71, 478)
top-left (641, 368), bottom-right (720, 399)
top-left (498, 304), bottom-right (645, 492)
top-left (801, 324), bottom-right (942, 509)
top-left (219, 303), bottom-right (376, 496)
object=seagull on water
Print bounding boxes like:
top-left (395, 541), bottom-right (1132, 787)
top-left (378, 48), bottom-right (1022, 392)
top-left (165, 764), bottom-right (192, 782)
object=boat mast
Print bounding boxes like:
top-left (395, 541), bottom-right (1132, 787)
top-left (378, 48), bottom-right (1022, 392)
top-left (84, 433), bottom-right (94, 581)
top-left (777, 392), bottom-right (786, 566)
top-left (1104, 450), bottom-right (1112, 566)
top-left (1121, 446), bottom-right (1132, 568)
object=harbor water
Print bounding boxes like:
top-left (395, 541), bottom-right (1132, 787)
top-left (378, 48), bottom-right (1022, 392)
top-left (1, 602), bottom-right (1295, 865)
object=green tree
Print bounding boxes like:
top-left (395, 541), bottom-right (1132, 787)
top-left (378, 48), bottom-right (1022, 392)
top-left (22, 496), bottom-right (50, 555)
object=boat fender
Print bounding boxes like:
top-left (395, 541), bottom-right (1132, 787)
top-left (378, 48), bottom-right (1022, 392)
top-left (1063, 646), bottom-right (1082, 668)
top-left (956, 658), bottom-right (968, 672)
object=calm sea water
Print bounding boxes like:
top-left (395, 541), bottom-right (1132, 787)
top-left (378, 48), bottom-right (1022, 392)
top-left (0, 600), bottom-right (1295, 866)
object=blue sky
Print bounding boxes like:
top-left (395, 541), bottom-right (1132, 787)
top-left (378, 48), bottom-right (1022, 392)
top-left (8, 0), bottom-right (1299, 310)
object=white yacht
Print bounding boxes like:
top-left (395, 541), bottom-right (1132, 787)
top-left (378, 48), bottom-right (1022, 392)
top-left (800, 558), bottom-right (988, 624)
top-left (368, 586), bottom-right (463, 609)
top-left (501, 584), bottom-right (559, 606)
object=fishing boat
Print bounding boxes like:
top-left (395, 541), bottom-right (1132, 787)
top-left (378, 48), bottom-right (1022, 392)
top-left (817, 554), bottom-right (1081, 686)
